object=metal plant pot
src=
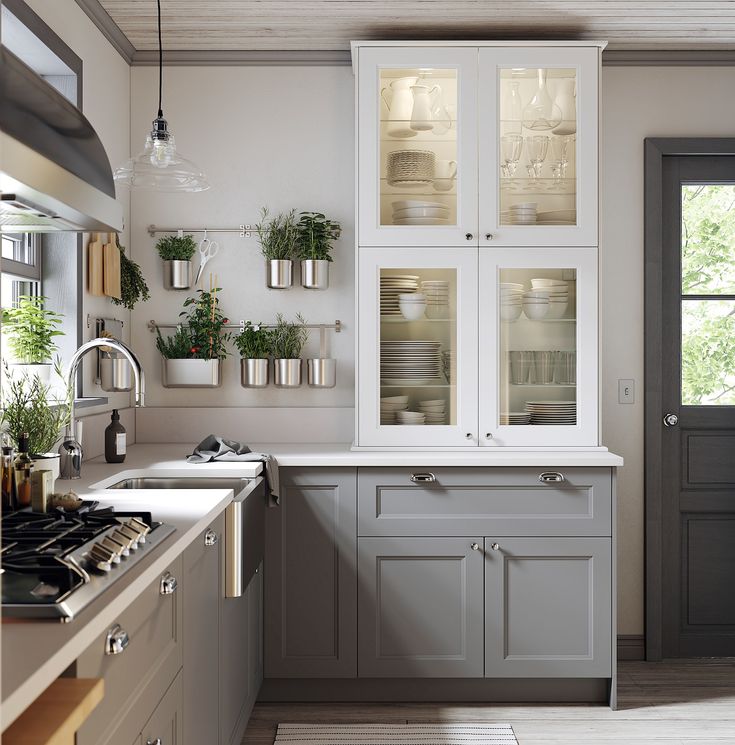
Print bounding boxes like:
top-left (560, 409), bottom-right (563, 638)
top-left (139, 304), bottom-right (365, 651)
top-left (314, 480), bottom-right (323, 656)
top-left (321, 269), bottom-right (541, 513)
top-left (267, 259), bottom-right (293, 289)
top-left (241, 358), bottom-right (269, 388)
top-left (162, 358), bottom-right (222, 388)
top-left (307, 358), bottom-right (337, 388)
top-left (274, 358), bottom-right (302, 388)
top-left (100, 354), bottom-right (134, 392)
top-left (300, 259), bottom-right (330, 290)
top-left (163, 259), bottom-right (193, 290)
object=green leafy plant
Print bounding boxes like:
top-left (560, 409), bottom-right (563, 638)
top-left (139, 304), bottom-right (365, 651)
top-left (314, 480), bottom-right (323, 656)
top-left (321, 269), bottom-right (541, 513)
top-left (1, 360), bottom-right (72, 454)
top-left (1, 295), bottom-right (64, 364)
top-left (111, 243), bottom-right (151, 310)
top-left (182, 288), bottom-right (231, 360)
top-left (271, 313), bottom-right (308, 359)
top-left (155, 234), bottom-right (197, 261)
top-left (296, 211), bottom-right (342, 262)
top-left (155, 325), bottom-right (193, 360)
top-left (256, 207), bottom-right (297, 261)
top-left (234, 322), bottom-right (274, 359)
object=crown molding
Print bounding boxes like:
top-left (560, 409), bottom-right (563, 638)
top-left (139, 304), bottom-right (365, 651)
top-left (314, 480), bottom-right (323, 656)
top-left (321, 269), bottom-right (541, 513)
top-left (74, 0), bottom-right (134, 64)
top-left (603, 49), bottom-right (735, 66)
top-left (130, 49), bottom-right (352, 66)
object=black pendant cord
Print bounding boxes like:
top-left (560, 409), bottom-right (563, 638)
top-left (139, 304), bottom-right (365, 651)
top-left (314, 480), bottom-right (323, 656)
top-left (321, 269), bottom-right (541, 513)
top-left (157, 0), bottom-right (163, 118)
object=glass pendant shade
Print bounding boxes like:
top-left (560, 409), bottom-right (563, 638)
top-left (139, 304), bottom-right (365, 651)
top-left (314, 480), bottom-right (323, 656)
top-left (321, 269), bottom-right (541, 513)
top-left (114, 116), bottom-right (209, 192)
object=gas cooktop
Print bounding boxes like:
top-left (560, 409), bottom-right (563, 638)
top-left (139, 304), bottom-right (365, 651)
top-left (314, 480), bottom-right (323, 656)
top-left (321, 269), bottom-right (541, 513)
top-left (1, 504), bottom-right (176, 622)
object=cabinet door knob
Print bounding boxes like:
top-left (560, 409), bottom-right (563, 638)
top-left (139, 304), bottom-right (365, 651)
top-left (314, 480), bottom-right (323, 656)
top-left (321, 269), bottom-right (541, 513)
top-left (465, 432), bottom-right (474, 440)
top-left (146, 739), bottom-right (162, 745)
top-left (465, 232), bottom-right (474, 241)
top-left (105, 624), bottom-right (129, 655)
top-left (491, 542), bottom-right (500, 551)
top-left (485, 233), bottom-right (493, 241)
top-left (470, 542), bottom-right (480, 551)
top-left (663, 413), bottom-right (679, 427)
top-left (159, 572), bottom-right (178, 596)
top-left (539, 471), bottom-right (565, 483)
top-left (410, 472), bottom-right (436, 483)
top-left (204, 529), bottom-right (219, 546)
top-left (485, 432), bottom-right (493, 439)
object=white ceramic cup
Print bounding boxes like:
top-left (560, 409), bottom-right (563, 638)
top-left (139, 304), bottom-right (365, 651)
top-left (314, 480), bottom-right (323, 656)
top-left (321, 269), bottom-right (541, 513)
top-left (433, 159), bottom-right (457, 191)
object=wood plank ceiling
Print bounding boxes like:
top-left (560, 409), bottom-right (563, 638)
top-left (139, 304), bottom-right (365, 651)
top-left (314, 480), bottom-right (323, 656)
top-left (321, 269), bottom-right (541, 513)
top-left (96, 1), bottom-right (735, 52)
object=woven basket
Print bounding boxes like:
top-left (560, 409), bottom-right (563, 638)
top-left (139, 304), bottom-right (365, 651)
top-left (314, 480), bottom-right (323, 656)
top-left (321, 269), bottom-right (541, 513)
top-left (387, 150), bottom-right (435, 184)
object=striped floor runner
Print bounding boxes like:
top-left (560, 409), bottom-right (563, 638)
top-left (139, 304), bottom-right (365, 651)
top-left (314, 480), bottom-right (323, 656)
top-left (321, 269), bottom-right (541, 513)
top-left (275, 724), bottom-right (518, 744)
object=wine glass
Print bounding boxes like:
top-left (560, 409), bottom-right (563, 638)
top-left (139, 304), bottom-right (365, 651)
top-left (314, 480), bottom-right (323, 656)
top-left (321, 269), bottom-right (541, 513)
top-left (500, 134), bottom-right (523, 189)
top-left (550, 135), bottom-right (574, 178)
top-left (525, 135), bottom-right (549, 189)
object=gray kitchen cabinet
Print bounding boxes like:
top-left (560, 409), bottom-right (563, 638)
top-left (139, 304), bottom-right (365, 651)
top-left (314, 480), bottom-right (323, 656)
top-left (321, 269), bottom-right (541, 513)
top-left (183, 514), bottom-right (224, 745)
top-left (358, 468), bottom-right (612, 537)
top-left (141, 671), bottom-right (183, 745)
top-left (265, 467), bottom-right (357, 678)
top-left (358, 537), bottom-right (484, 678)
top-left (484, 537), bottom-right (612, 678)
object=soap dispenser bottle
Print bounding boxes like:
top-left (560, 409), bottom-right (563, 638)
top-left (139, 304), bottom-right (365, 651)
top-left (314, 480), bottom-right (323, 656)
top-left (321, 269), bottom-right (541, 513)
top-left (105, 409), bottom-right (126, 463)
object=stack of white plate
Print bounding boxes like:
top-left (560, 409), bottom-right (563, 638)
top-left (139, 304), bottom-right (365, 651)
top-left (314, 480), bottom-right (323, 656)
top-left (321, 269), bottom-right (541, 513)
top-left (500, 282), bottom-right (524, 321)
top-left (441, 349), bottom-right (456, 383)
top-left (522, 288), bottom-right (550, 320)
top-left (396, 410), bottom-right (426, 425)
top-left (530, 278), bottom-right (568, 319)
top-left (380, 341), bottom-right (442, 385)
top-left (420, 280), bottom-right (450, 319)
top-left (387, 150), bottom-right (435, 188)
top-left (502, 202), bottom-right (537, 225)
top-left (380, 274), bottom-right (419, 316)
top-left (536, 209), bottom-right (576, 226)
top-left (500, 411), bottom-right (531, 426)
top-left (524, 400), bottom-right (577, 425)
top-left (380, 395), bottom-right (408, 425)
top-left (419, 399), bottom-right (447, 424)
top-left (392, 200), bottom-right (450, 226)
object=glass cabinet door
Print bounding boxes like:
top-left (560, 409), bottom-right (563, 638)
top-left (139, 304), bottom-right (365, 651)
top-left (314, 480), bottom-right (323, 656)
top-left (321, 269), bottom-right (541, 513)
top-left (357, 47), bottom-right (478, 247)
top-left (478, 248), bottom-right (598, 446)
top-left (478, 47), bottom-right (600, 247)
top-left (357, 248), bottom-right (478, 446)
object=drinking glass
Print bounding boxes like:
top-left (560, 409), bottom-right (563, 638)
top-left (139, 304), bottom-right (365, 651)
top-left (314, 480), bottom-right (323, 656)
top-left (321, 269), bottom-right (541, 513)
top-left (500, 134), bottom-right (523, 188)
top-left (550, 135), bottom-right (574, 178)
top-left (525, 135), bottom-right (549, 188)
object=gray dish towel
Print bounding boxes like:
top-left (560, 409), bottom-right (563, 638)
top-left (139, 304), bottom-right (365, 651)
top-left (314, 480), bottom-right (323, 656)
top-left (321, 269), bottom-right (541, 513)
top-left (186, 434), bottom-right (279, 500)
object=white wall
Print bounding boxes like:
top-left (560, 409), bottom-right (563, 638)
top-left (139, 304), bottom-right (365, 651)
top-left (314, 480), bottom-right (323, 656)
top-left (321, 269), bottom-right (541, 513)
top-left (128, 65), bottom-right (355, 410)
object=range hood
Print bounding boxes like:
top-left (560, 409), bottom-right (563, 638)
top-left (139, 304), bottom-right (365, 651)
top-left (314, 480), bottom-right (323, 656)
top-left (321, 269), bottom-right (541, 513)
top-left (0, 46), bottom-right (123, 233)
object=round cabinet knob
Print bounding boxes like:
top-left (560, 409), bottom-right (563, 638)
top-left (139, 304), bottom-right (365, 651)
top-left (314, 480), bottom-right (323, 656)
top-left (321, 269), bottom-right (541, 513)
top-left (465, 233), bottom-right (474, 241)
top-left (465, 433), bottom-right (474, 440)
top-left (146, 739), bottom-right (162, 745)
top-left (470, 542), bottom-right (480, 551)
top-left (159, 572), bottom-right (178, 596)
top-left (485, 233), bottom-right (493, 241)
top-left (204, 529), bottom-right (219, 546)
top-left (491, 542), bottom-right (500, 551)
top-left (485, 432), bottom-right (493, 440)
top-left (663, 413), bottom-right (679, 427)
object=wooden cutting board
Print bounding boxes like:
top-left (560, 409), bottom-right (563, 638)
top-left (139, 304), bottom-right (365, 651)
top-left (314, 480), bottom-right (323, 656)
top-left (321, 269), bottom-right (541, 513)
top-left (87, 233), bottom-right (104, 296)
top-left (103, 233), bottom-right (121, 299)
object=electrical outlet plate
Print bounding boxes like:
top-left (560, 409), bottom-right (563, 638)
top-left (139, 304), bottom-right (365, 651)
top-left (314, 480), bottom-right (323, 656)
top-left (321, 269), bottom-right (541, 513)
top-left (618, 379), bottom-right (635, 404)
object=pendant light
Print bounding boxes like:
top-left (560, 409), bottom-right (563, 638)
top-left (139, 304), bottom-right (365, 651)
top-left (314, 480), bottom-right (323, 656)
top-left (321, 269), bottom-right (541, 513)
top-left (113, 0), bottom-right (209, 192)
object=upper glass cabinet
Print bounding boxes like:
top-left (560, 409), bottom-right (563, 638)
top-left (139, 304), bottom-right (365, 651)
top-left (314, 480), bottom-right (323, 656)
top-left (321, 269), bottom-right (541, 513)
top-left (357, 47), bottom-right (479, 247)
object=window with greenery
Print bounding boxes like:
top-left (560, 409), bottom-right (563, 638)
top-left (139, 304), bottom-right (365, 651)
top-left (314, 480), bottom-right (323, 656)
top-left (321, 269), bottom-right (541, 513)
top-left (681, 184), bottom-right (735, 405)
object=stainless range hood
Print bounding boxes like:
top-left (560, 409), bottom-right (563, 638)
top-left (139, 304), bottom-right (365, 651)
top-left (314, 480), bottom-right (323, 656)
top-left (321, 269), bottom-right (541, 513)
top-left (0, 46), bottom-right (123, 233)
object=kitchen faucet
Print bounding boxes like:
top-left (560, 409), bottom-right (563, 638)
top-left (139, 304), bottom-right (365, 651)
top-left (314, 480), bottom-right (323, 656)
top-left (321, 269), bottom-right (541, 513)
top-left (59, 338), bottom-right (145, 479)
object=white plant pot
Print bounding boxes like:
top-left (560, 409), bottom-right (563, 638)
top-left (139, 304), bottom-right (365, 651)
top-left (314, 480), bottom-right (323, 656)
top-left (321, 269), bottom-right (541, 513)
top-left (162, 358), bottom-right (222, 388)
top-left (9, 363), bottom-right (52, 384)
top-left (32, 452), bottom-right (60, 486)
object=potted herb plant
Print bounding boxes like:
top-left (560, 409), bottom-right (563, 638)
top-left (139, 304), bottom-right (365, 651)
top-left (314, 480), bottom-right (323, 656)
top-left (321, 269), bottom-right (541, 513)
top-left (271, 313), bottom-right (308, 388)
top-left (296, 211), bottom-right (342, 290)
top-left (1, 360), bottom-right (72, 482)
top-left (156, 233), bottom-right (197, 290)
top-left (1, 295), bottom-right (64, 384)
top-left (156, 287), bottom-right (231, 387)
top-left (256, 207), bottom-right (297, 289)
top-left (235, 321), bottom-right (274, 388)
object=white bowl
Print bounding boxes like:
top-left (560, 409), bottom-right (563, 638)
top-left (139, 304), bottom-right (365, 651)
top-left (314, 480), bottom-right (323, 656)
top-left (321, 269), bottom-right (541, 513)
top-left (531, 278), bottom-right (568, 288)
top-left (545, 302), bottom-right (568, 319)
top-left (399, 292), bottom-right (425, 301)
top-left (524, 289), bottom-right (551, 299)
top-left (523, 302), bottom-right (550, 320)
top-left (393, 206), bottom-right (450, 219)
top-left (501, 304), bottom-right (523, 321)
top-left (399, 302), bottom-right (426, 321)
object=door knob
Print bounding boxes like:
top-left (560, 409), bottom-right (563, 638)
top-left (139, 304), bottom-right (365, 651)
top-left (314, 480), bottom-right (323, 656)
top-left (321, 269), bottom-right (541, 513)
top-left (470, 542), bottom-right (480, 551)
top-left (490, 542), bottom-right (500, 551)
top-left (204, 529), bottom-right (219, 546)
top-left (465, 432), bottom-right (474, 440)
top-left (465, 233), bottom-right (474, 241)
top-left (159, 572), bottom-right (178, 596)
top-left (105, 624), bottom-right (129, 655)
top-left (485, 233), bottom-right (493, 241)
top-left (663, 413), bottom-right (679, 427)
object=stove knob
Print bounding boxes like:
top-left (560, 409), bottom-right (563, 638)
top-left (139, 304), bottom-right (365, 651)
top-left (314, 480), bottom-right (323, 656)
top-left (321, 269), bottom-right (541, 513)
top-left (88, 543), bottom-right (115, 573)
top-left (127, 517), bottom-right (151, 543)
top-left (100, 537), bottom-right (123, 563)
top-left (117, 525), bottom-right (140, 551)
top-left (110, 530), bottom-right (132, 555)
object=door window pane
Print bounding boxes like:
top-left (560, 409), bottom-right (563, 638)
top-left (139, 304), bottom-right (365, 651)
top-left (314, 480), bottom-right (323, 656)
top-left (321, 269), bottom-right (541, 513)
top-left (379, 68), bottom-right (458, 227)
top-left (682, 299), bottom-right (735, 405)
top-left (681, 184), bottom-right (735, 295)
top-left (379, 268), bottom-right (457, 426)
top-left (498, 68), bottom-right (577, 227)
top-left (498, 268), bottom-right (577, 426)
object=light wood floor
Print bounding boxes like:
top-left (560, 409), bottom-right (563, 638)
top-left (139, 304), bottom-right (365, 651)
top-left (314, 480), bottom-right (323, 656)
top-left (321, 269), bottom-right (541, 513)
top-left (243, 660), bottom-right (735, 744)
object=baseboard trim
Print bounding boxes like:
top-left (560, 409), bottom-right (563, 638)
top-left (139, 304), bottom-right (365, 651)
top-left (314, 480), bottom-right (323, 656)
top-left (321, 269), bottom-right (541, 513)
top-left (618, 634), bottom-right (645, 661)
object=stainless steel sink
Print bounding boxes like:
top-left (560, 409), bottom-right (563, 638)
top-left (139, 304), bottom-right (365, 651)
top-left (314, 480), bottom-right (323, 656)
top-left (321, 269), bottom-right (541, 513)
top-left (108, 477), bottom-right (250, 492)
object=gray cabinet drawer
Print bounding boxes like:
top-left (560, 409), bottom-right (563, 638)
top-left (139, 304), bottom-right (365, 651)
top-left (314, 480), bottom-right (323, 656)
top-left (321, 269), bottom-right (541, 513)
top-left (141, 670), bottom-right (183, 745)
top-left (358, 467), bottom-right (612, 537)
top-left (76, 555), bottom-right (183, 745)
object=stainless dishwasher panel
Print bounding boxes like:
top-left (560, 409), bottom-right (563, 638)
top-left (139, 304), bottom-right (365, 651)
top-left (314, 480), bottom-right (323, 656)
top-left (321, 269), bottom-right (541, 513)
top-left (226, 476), bottom-right (265, 598)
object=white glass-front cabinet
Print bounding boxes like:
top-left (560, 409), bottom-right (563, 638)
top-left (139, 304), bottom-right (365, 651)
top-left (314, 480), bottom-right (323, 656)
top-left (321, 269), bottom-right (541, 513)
top-left (355, 42), bottom-right (602, 248)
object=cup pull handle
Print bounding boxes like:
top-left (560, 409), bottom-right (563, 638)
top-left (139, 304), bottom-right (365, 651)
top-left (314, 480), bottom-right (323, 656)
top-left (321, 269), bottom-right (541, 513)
top-left (539, 471), bottom-right (565, 483)
top-left (410, 472), bottom-right (436, 483)
top-left (105, 624), bottom-right (129, 655)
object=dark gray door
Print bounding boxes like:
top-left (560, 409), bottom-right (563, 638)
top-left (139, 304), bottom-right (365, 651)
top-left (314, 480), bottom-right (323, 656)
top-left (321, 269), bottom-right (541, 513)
top-left (647, 141), bottom-right (735, 658)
